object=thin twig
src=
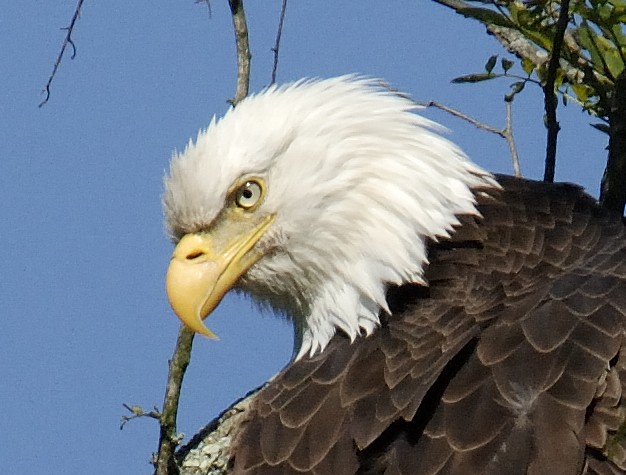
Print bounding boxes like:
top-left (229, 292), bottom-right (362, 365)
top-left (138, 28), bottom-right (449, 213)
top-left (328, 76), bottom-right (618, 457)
top-left (39, 0), bottom-right (85, 108)
top-left (542, 0), bottom-right (570, 183)
top-left (270, 0), bottom-right (288, 85)
top-left (417, 100), bottom-right (503, 135)
top-left (194, 0), bottom-right (213, 18)
top-left (228, 0), bottom-right (251, 105)
top-left (417, 100), bottom-right (520, 176)
top-left (155, 326), bottom-right (195, 475)
top-left (120, 404), bottom-right (161, 430)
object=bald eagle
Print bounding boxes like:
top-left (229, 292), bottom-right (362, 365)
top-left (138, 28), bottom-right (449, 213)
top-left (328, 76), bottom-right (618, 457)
top-left (164, 77), bottom-right (626, 474)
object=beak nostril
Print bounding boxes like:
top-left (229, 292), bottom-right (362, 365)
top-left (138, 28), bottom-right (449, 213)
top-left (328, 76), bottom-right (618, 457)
top-left (186, 251), bottom-right (205, 260)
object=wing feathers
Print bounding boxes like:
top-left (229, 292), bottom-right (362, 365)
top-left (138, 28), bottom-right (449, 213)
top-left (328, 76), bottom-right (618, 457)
top-left (228, 177), bottom-right (626, 474)
top-left (521, 300), bottom-right (578, 352)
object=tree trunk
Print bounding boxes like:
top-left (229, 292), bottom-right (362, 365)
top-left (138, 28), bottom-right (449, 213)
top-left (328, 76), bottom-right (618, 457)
top-left (600, 70), bottom-right (626, 215)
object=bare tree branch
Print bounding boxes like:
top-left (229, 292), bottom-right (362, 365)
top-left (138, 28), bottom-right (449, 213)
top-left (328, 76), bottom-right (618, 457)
top-left (542, 0), bottom-right (570, 183)
top-left (228, 0), bottom-right (251, 105)
top-left (417, 99), bottom-right (521, 176)
top-left (417, 100), bottom-right (501, 135)
top-left (39, 0), bottom-right (85, 108)
top-left (270, 0), bottom-right (288, 85)
top-left (155, 326), bottom-right (195, 475)
top-left (153, 2), bottom-right (253, 474)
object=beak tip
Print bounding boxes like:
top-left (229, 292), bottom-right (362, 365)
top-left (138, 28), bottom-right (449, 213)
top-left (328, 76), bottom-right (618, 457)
top-left (202, 330), bottom-right (220, 341)
top-left (196, 323), bottom-right (220, 341)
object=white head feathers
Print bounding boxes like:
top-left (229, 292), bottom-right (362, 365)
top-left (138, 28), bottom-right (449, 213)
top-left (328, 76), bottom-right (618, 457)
top-left (163, 76), bottom-right (498, 359)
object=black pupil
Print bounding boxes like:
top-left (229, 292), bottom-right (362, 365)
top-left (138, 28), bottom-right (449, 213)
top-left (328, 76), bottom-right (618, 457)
top-left (242, 188), bottom-right (253, 199)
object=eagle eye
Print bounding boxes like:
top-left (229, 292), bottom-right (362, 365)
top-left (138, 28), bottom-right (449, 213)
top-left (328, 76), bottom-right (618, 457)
top-left (235, 180), bottom-right (263, 209)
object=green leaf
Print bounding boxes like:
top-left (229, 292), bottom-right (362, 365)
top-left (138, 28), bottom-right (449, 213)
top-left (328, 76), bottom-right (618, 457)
top-left (579, 21), bottom-right (606, 72)
top-left (591, 122), bottom-right (611, 134)
top-left (611, 24), bottom-right (626, 45)
top-left (571, 83), bottom-right (591, 102)
top-left (501, 58), bottom-right (515, 72)
top-left (599, 4), bottom-right (613, 21)
top-left (485, 55), bottom-right (498, 73)
top-left (451, 72), bottom-right (497, 83)
top-left (456, 7), bottom-right (513, 29)
top-left (524, 28), bottom-right (554, 52)
top-left (596, 35), bottom-right (625, 78)
top-left (515, 7), bottom-right (535, 29)
top-left (521, 57), bottom-right (536, 75)
top-left (511, 81), bottom-right (526, 94)
top-left (553, 68), bottom-right (566, 90)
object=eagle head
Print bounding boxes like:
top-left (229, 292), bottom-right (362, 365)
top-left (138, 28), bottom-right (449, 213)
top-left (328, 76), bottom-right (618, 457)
top-left (163, 76), bottom-right (497, 359)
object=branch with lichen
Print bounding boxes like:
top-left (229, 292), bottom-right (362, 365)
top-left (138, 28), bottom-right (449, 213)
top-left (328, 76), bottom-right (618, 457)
top-left (228, 0), bottom-right (251, 105)
top-left (154, 326), bottom-right (195, 475)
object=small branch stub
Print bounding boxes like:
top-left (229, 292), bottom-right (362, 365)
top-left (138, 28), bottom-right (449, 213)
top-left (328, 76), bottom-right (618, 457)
top-left (120, 404), bottom-right (162, 430)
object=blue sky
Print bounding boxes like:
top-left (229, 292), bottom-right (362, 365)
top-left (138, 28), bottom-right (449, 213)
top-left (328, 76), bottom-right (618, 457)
top-left (1, 2), bottom-right (608, 474)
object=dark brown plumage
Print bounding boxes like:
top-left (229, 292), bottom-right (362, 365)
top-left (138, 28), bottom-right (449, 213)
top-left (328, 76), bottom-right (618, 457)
top-left (228, 176), bottom-right (626, 475)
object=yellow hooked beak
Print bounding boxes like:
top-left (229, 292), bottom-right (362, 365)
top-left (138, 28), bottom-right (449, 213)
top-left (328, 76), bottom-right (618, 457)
top-left (165, 213), bottom-right (275, 338)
